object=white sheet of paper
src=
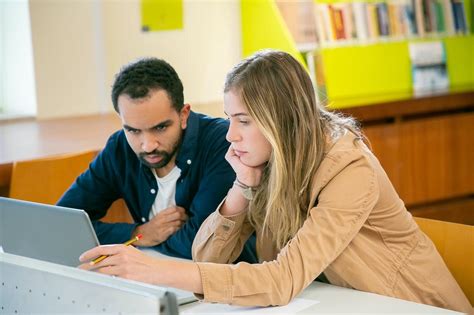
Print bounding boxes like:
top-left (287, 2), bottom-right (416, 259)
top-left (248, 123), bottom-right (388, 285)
top-left (182, 297), bottom-right (319, 315)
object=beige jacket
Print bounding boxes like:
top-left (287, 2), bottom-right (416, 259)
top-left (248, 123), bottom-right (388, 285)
top-left (192, 132), bottom-right (472, 313)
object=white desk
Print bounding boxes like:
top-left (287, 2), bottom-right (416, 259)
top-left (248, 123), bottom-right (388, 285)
top-left (143, 249), bottom-right (461, 314)
top-left (179, 281), bottom-right (461, 314)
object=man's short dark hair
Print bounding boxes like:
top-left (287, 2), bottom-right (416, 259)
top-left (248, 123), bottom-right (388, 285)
top-left (111, 57), bottom-right (184, 112)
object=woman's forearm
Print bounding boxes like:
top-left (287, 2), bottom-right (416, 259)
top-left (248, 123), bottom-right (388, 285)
top-left (156, 259), bottom-right (203, 294)
top-left (220, 185), bottom-right (249, 216)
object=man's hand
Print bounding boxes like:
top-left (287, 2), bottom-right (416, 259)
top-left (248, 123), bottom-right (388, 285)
top-left (132, 206), bottom-right (188, 247)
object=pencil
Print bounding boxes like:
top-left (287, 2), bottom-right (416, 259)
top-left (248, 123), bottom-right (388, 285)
top-left (90, 234), bottom-right (143, 265)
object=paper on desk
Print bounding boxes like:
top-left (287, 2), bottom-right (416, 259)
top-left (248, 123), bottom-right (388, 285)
top-left (182, 297), bottom-right (319, 315)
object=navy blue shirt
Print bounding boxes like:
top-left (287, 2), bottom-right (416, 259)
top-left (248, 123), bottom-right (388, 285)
top-left (58, 111), bottom-right (256, 261)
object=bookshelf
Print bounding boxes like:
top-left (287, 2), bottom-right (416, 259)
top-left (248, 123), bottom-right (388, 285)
top-left (241, 0), bottom-right (473, 108)
top-left (241, 0), bottom-right (474, 225)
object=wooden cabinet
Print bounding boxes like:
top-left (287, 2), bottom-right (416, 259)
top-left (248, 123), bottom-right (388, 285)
top-left (340, 90), bottom-right (474, 225)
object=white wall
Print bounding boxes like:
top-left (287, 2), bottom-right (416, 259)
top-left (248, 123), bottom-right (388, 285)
top-left (29, 0), bottom-right (106, 119)
top-left (29, 0), bottom-right (241, 119)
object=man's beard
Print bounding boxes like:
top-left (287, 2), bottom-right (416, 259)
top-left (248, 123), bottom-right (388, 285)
top-left (138, 135), bottom-right (182, 169)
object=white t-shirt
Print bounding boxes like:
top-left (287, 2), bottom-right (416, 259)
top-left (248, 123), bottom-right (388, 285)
top-left (149, 166), bottom-right (182, 220)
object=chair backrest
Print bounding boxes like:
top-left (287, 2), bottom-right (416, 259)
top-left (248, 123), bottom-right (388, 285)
top-left (9, 150), bottom-right (98, 204)
top-left (414, 216), bottom-right (474, 305)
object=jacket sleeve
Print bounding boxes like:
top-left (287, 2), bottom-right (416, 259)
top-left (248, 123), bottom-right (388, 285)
top-left (155, 128), bottom-right (238, 259)
top-left (57, 134), bottom-right (139, 244)
top-left (194, 150), bottom-right (380, 306)
top-left (192, 202), bottom-right (255, 264)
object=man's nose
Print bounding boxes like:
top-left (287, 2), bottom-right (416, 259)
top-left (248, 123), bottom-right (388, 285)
top-left (141, 132), bottom-right (159, 153)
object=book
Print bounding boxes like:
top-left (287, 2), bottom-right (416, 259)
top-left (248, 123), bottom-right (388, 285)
top-left (341, 3), bottom-right (356, 40)
top-left (367, 3), bottom-right (380, 39)
top-left (402, 0), bottom-right (418, 35)
top-left (314, 4), bottom-right (327, 44)
top-left (433, 0), bottom-right (445, 32)
top-left (352, 2), bottom-right (369, 40)
top-left (422, 0), bottom-right (434, 33)
top-left (330, 4), bottom-right (346, 40)
top-left (442, 0), bottom-right (456, 34)
top-left (414, 0), bottom-right (426, 36)
top-left (409, 41), bottom-right (449, 95)
top-left (319, 4), bottom-right (336, 41)
top-left (377, 2), bottom-right (391, 36)
top-left (452, 0), bottom-right (467, 33)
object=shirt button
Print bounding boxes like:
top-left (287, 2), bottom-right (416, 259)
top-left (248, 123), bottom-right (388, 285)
top-left (187, 159), bottom-right (192, 165)
top-left (141, 217), bottom-right (146, 222)
top-left (150, 188), bottom-right (156, 194)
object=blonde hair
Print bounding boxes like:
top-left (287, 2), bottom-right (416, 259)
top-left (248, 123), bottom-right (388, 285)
top-left (224, 50), bottom-right (361, 249)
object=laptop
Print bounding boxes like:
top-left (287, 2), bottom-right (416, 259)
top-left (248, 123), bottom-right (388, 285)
top-left (0, 197), bottom-right (197, 305)
top-left (0, 197), bottom-right (99, 267)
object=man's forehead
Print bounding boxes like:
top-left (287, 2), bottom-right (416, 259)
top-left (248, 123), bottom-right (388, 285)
top-left (118, 88), bottom-right (171, 104)
top-left (118, 98), bottom-right (179, 129)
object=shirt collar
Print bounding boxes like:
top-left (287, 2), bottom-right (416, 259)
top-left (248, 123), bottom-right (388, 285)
top-left (175, 111), bottom-right (199, 175)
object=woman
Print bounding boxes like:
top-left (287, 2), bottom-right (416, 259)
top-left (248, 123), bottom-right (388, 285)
top-left (80, 50), bottom-right (471, 312)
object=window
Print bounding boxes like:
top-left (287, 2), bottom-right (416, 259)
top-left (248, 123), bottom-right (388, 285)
top-left (0, 0), bottom-right (36, 119)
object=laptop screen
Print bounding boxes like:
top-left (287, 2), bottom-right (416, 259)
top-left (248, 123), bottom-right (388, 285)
top-left (0, 197), bottom-right (99, 267)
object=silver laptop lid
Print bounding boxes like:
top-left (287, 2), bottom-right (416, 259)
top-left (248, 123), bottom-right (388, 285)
top-left (0, 197), bottom-right (99, 267)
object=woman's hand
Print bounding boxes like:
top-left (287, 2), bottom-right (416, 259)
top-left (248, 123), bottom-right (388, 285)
top-left (78, 245), bottom-right (204, 294)
top-left (220, 146), bottom-right (266, 216)
top-left (79, 244), bottom-right (161, 285)
top-left (225, 146), bottom-right (265, 188)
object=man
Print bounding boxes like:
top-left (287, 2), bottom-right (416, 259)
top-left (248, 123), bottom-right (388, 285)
top-left (58, 57), bottom-right (255, 261)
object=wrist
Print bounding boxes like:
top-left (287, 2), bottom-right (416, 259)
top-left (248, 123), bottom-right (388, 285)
top-left (220, 186), bottom-right (249, 216)
top-left (235, 177), bottom-right (259, 189)
top-left (233, 178), bottom-right (258, 201)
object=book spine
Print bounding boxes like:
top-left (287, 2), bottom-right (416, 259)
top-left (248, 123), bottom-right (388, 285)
top-left (341, 3), bottom-right (356, 39)
top-left (403, 0), bottom-right (418, 36)
top-left (319, 4), bottom-right (336, 41)
top-left (314, 4), bottom-right (327, 44)
top-left (442, 0), bottom-right (456, 34)
top-left (377, 2), bottom-right (391, 36)
top-left (452, 0), bottom-right (467, 33)
top-left (389, 3), bottom-right (398, 36)
top-left (414, 0), bottom-right (426, 36)
top-left (434, 0), bottom-right (445, 32)
top-left (330, 5), bottom-right (346, 40)
top-left (422, 0), bottom-right (433, 33)
top-left (367, 3), bottom-right (380, 39)
top-left (352, 2), bottom-right (369, 40)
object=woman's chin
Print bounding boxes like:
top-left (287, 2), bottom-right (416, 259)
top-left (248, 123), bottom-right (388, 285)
top-left (239, 157), bottom-right (267, 168)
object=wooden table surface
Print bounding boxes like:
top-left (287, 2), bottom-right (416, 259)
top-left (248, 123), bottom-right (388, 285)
top-left (0, 113), bottom-right (122, 194)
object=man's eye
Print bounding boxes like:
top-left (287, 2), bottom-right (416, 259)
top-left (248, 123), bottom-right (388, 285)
top-left (155, 125), bottom-right (167, 131)
top-left (126, 128), bottom-right (140, 134)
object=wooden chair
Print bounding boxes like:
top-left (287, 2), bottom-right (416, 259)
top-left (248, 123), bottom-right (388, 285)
top-left (9, 150), bottom-right (98, 204)
top-left (414, 217), bottom-right (474, 305)
top-left (9, 150), bottom-right (132, 223)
